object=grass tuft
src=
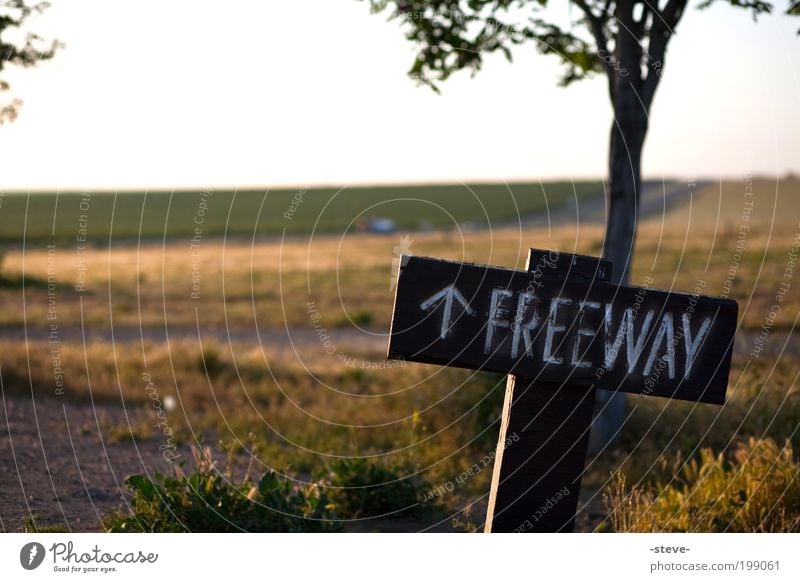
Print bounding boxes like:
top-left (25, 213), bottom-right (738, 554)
top-left (605, 438), bottom-right (800, 532)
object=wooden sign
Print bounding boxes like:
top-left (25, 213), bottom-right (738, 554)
top-left (387, 249), bottom-right (738, 532)
top-left (389, 254), bottom-right (737, 404)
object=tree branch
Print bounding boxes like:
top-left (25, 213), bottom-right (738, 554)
top-left (573, 0), bottom-right (616, 102)
top-left (641, 0), bottom-right (687, 110)
top-left (0, 1), bottom-right (60, 124)
top-left (652, 0), bottom-right (688, 31)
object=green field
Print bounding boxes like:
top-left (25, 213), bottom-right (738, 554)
top-left (0, 181), bottom-right (602, 243)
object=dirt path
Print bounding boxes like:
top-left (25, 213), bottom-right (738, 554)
top-left (0, 324), bottom-right (386, 350)
top-left (0, 396), bottom-right (191, 532)
top-left (514, 180), bottom-right (703, 229)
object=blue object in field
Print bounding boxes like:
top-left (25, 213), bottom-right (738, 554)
top-left (368, 218), bottom-right (396, 233)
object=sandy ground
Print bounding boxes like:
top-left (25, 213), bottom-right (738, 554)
top-left (0, 395), bottom-right (188, 532)
top-left (0, 323), bottom-right (381, 348)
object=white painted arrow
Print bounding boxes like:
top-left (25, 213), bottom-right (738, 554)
top-left (420, 285), bottom-right (476, 339)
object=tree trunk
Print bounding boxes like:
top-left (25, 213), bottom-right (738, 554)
top-left (591, 109), bottom-right (647, 451)
top-left (604, 122), bottom-right (646, 286)
top-left (591, 3), bottom-right (650, 450)
top-left (603, 0), bottom-right (648, 287)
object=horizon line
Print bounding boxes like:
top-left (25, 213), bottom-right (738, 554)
top-left (0, 173), bottom-right (790, 194)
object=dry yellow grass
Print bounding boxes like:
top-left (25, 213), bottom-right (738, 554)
top-left (1, 208), bottom-right (796, 331)
top-left (606, 438), bottom-right (800, 532)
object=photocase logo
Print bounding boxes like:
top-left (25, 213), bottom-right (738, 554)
top-left (20, 542), bottom-right (46, 570)
top-left (390, 235), bottom-right (413, 291)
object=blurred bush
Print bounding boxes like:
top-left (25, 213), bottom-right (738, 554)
top-left (324, 458), bottom-right (428, 518)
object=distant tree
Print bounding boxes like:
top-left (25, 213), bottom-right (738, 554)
top-left (363, 0), bottom-right (799, 445)
top-left (0, 0), bottom-right (60, 124)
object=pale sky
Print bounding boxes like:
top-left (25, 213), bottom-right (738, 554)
top-left (0, 0), bottom-right (798, 190)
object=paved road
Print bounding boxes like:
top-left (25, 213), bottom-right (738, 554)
top-left (0, 323), bottom-right (388, 350)
top-left (516, 180), bottom-right (708, 230)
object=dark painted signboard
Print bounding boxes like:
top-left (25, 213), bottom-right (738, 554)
top-left (389, 254), bottom-right (737, 404)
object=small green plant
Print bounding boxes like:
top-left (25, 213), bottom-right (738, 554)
top-left (335, 310), bottom-right (374, 328)
top-left (350, 310), bottom-right (373, 326)
top-left (107, 420), bottom-right (152, 443)
top-left (104, 446), bottom-right (339, 532)
top-left (325, 458), bottom-right (427, 518)
top-left (24, 517), bottom-right (68, 533)
top-left (605, 438), bottom-right (800, 532)
top-left (198, 342), bottom-right (225, 378)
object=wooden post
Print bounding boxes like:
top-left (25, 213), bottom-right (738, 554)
top-left (485, 250), bottom-right (610, 532)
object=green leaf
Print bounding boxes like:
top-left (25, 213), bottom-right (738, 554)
top-left (125, 475), bottom-right (160, 502)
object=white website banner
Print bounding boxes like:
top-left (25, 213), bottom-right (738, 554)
top-left (1, 533), bottom-right (798, 581)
